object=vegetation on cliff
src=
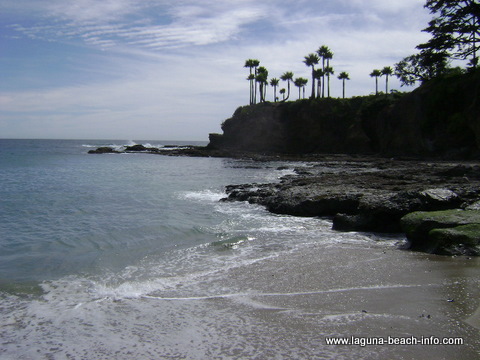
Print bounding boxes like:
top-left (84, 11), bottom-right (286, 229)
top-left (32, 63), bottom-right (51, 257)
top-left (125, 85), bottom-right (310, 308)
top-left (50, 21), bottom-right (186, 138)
top-left (242, 1), bottom-right (478, 103)
top-left (210, 1), bottom-right (480, 159)
top-left (210, 69), bottom-right (479, 158)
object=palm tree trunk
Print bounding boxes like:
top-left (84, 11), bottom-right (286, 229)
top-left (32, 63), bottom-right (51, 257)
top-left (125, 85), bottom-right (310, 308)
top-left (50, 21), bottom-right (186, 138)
top-left (327, 59), bottom-right (331, 98)
top-left (254, 67), bottom-right (258, 104)
top-left (311, 67), bottom-right (315, 99)
top-left (321, 59), bottom-right (325, 98)
top-left (250, 78), bottom-right (254, 105)
top-left (327, 75), bottom-right (331, 98)
top-left (251, 69), bottom-right (254, 105)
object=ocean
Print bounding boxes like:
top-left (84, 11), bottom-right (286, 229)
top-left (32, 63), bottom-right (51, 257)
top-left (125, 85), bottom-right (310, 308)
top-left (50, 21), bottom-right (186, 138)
top-left (1, 139), bottom-right (479, 359)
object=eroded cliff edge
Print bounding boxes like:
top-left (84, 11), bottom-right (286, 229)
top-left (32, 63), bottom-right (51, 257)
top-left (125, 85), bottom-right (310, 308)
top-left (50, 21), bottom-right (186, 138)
top-left (208, 70), bottom-right (480, 159)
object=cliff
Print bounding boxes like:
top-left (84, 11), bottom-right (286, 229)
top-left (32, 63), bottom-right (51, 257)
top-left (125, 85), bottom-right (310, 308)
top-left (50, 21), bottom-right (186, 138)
top-left (208, 70), bottom-right (480, 159)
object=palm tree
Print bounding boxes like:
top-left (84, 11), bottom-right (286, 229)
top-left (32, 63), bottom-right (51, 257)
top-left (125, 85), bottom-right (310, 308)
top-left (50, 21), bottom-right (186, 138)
top-left (294, 78), bottom-right (303, 99)
top-left (313, 69), bottom-right (324, 99)
top-left (337, 71), bottom-right (350, 99)
top-left (294, 77), bottom-right (308, 99)
top-left (301, 78), bottom-right (308, 99)
top-left (246, 74), bottom-right (255, 104)
top-left (280, 71), bottom-right (294, 101)
top-left (270, 78), bottom-right (279, 102)
top-left (280, 88), bottom-right (286, 101)
top-left (324, 50), bottom-right (333, 97)
top-left (256, 66), bottom-right (268, 103)
top-left (244, 59), bottom-right (259, 105)
top-left (317, 45), bottom-right (332, 98)
top-left (252, 60), bottom-right (260, 103)
top-left (324, 66), bottom-right (334, 98)
top-left (303, 53), bottom-right (320, 99)
top-left (381, 66), bottom-right (393, 94)
top-left (370, 69), bottom-right (382, 95)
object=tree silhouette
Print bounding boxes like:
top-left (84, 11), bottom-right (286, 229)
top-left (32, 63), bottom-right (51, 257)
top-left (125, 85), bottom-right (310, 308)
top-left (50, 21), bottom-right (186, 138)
top-left (370, 69), bottom-right (382, 95)
top-left (381, 66), bottom-right (393, 94)
top-left (303, 53), bottom-right (320, 99)
top-left (301, 78), bottom-right (308, 98)
top-left (280, 71), bottom-right (294, 101)
top-left (337, 71), bottom-right (350, 99)
top-left (313, 69), bottom-right (324, 99)
top-left (270, 78), bottom-right (279, 102)
top-left (395, 50), bottom-right (449, 86)
top-left (244, 59), bottom-right (260, 104)
top-left (419, 0), bottom-right (480, 67)
top-left (317, 45), bottom-right (332, 98)
top-left (256, 66), bottom-right (268, 103)
top-left (244, 59), bottom-right (255, 105)
top-left (294, 77), bottom-right (308, 99)
top-left (324, 49), bottom-right (334, 97)
top-left (280, 88), bottom-right (286, 101)
top-left (324, 66), bottom-right (334, 98)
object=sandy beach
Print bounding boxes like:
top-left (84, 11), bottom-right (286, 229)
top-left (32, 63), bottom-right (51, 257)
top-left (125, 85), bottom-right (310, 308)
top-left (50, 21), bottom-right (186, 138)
top-left (201, 233), bottom-right (480, 359)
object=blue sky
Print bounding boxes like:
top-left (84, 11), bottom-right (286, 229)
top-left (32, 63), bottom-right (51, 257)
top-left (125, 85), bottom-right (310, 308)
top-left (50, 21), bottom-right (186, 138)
top-left (0, 0), bottom-right (431, 141)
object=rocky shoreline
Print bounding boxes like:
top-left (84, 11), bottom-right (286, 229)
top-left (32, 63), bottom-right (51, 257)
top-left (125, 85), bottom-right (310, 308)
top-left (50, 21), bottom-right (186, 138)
top-left (88, 145), bottom-right (480, 255)
top-left (221, 155), bottom-right (480, 256)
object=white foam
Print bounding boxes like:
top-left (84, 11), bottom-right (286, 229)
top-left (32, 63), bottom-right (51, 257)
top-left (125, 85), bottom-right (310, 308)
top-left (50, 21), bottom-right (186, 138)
top-left (179, 189), bottom-right (225, 202)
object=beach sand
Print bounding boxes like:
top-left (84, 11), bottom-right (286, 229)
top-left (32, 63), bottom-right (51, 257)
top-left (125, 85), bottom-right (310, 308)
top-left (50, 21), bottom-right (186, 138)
top-left (200, 237), bottom-right (480, 359)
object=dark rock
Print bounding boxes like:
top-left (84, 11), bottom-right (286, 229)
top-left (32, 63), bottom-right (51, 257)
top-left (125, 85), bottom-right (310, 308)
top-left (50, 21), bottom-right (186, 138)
top-left (419, 188), bottom-right (461, 210)
top-left (88, 147), bottom-right (119, 154)
top-left (124, 144), bottom-right (159, 152)
top-left (429, 224), bottom-right (480, 255)
top-left (401, 210), bottom-right (480, 255)
top-left (223, 158), bottom-right (480, 239)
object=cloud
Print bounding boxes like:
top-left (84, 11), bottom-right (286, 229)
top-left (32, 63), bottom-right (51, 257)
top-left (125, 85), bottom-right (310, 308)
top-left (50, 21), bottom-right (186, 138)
top-left (1, 0), bottom-right (436, 140)
top-left (0, 48), bottom-right (245, 139)
top-left (48, 0), bottom-right (140, 23)
top-left (7, 0), bottom-right (270, 50)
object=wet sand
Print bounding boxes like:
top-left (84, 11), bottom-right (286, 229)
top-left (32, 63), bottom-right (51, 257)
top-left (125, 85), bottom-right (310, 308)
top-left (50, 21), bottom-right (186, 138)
top-left (203, 237), bottom-right (480, 359)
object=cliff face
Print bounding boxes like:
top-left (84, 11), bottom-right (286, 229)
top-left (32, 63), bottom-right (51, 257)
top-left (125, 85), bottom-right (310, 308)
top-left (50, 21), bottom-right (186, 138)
top-left (364, 70), bottom-right (480, 157)
top-left (209, 70), bottom-right (480, 158)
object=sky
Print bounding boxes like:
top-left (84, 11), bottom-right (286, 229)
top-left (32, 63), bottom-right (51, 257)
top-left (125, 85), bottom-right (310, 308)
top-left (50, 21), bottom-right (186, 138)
top-left (0, 0), bottom-right (433, 141)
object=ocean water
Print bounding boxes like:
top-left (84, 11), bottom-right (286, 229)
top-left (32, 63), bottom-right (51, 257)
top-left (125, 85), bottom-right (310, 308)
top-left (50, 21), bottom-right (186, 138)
top-left (1, 139), bottom-right (480, 359)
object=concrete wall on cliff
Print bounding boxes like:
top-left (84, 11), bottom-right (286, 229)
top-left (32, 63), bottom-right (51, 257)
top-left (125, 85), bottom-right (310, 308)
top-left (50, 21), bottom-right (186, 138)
top-left (209, 71), bottom-right (480, 158)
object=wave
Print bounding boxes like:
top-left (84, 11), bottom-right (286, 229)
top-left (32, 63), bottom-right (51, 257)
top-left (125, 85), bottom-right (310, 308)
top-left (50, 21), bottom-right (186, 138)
top-left (179, 189), bottom-right (226, 202)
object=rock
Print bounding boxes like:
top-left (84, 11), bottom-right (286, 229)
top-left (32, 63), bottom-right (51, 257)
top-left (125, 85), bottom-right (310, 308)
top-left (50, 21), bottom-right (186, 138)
top-left (124, 144), bottom-right (158, 152)
top-left (333, 214), bottom-right (378, 232)
top-left (419, 188), bottom-right (460, 209)
top-left (224, 158), bottom-right (480, 236)
top-left (466, 201), bottom-right (480, 210)
top-left (438, 164), bottom-right (480, 178)
top-left (88, 144), bottom-right (222, 157)
top-left (401, 210), bottom-right (480, 255)
top-left (88, 147), bottom-right (119, 154)
top-left (264, 188), bottom-right (362, 217)
top-left (429, 224), bottom-right (480, 255)
top-left (332, 191), bottom-right (420, 232)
